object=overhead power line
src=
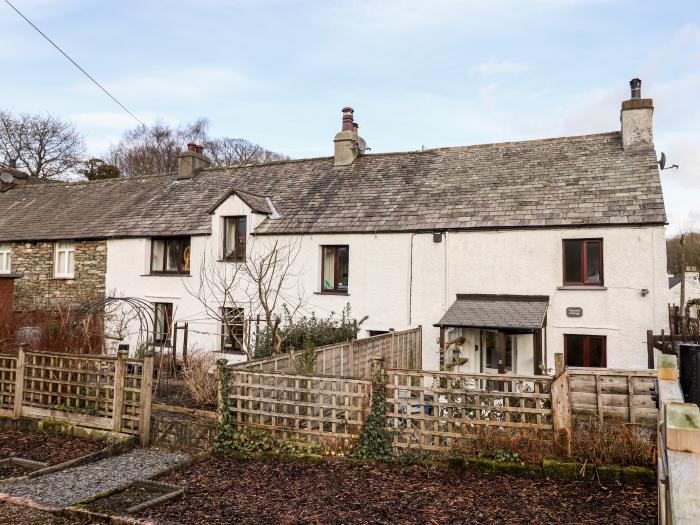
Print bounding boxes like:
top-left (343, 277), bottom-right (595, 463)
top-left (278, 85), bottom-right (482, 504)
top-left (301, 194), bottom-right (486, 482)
top-left (3, 0), bottom-right (152, 133)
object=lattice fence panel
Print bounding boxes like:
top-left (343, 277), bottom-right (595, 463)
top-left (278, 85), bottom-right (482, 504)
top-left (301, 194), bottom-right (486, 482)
top-left (387, 370), bottom-right (553, 451)
top-left (22, 352), bottom-right (116, 417)
top-left (0, 355), bottom-right (17, 413)
top-left (228, 370), bottom-right (371, 444)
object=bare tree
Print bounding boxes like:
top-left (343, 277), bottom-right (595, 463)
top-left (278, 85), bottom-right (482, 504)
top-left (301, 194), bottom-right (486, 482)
top-left (183, 237), bottom-right (305, 358)
top-left (205, 137), bottom-right (289, 166)
top-left (107, 118), bottom-right (209, 177)
top-left (0, 110), bottom-right (86, 178)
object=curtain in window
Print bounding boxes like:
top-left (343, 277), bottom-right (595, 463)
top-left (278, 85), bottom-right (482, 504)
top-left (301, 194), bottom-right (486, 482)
top-left (322, 248), bottom-right (335, 290)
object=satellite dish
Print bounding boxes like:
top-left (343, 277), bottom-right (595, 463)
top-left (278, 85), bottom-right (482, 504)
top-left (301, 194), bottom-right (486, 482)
top-left (0, 172), bottom-right (14, 184)
top-left (658, 152), bottom-right (666, 170)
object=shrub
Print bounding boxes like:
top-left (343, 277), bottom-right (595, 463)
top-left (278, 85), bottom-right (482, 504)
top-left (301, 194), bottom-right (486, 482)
top-left (351, 360), bottom-right (394, 461)
top-left (182, 348), bottom-right (218, 407)
top-left (254, 304), bottom-right (367, 358)
top-left (570, 417), bottom-right (655, 467)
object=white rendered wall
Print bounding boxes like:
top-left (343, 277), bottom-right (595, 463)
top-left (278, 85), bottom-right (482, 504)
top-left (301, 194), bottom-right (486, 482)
top-left (106, 194), bottom-right (668, 371)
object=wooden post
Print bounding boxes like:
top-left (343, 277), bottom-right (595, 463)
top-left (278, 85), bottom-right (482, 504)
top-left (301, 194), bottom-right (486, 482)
top-left (533, 329), bottom-right (542, 376)
top-left (182, 322), bottom-right (189, 368)
top-left (647, 329), bottom-right (655, 369)
top-left (497, 331), bottom-right (506, 375)
top-left (112, 349), bottom-right (127, 432)
top-left (13, 345), bottom-right (26, 419)
top-left (171, 322), bottom-right (178, 377)
top-left (551, 369), bottom-right (571, 453)
top-left (439, 326), bottom-right (445, 371)
top-left (554, 352), bottom-right (564, 378)
top-left (139, 352), bottom-right (154, 447)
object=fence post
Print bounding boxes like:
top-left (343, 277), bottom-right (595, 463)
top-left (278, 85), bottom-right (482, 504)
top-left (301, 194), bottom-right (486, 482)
top-left (13, 345), bottom-right (26, 419)
top-left (139, 351), bottom-right (154, 447)
top-left (551, 370), bottom-right (572, 453)
top-left (112, 348), bottom-right (127, 433)
top-left (554, 353), bottom-right (564, 378)
top-left (390, 329), bottom-right (396, 364)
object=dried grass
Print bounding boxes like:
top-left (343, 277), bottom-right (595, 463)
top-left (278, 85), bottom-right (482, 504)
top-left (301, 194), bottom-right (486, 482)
top-left (182, 348), bottom-right (218, 408)
top-left (570, 417), bottom-right (656, 466)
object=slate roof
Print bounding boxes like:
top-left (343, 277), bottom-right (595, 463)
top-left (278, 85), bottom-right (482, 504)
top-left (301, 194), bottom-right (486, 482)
top-left (0, 132), bottom-right (666, 242)
top-left (435, 294), bottom-right (550, 331)
top-left (668, 275), bottom-right (681, 289)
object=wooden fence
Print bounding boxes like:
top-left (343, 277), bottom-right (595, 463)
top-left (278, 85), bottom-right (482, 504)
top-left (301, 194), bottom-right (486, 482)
top-left (0, 348), bottom-right (153, 445)
top-left (150, 403), bottom-right (217, 451)
top-left (227, 369), bottom-right (371, 444)
top-left (656, 354), bottom-right (700, 525)
top-left (386, 370), bottom-right (553, 451)
top-left (553, 367), bottom-right (657, 428)
top-left (234, 327), bottom-right (422, 378)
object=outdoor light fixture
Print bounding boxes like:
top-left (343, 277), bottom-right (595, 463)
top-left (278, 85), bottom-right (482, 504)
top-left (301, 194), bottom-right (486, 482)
top-left (641, 288), bottom-right (649, 297)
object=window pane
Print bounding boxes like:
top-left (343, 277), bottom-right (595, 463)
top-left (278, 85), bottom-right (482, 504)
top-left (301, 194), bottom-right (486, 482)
top-left (57, 251), bottom-right (66, 274)
top-left (182, 239), bottom-right (191, 272)
top-left (588, 336), bottom-right (605, 367)
top-left (565, 335), bottom-right (585, 367)
top-left (505, 335), bottom-right (515, 370)
top-left (67, 250), bottom-right (75, 275)
top-left (563, 240), bottom-right (583, 283)
top-left (337, 246), bottom-right (349, 290)
top-left (224, 218), bottom-right (237, 259)
top-left (322, 248), bottom-right (335, 290)
top-left (152, 240), bottom-right (164, 271)
top-left (236, 217), bottom-right (247, 260)
top-left (484, 331), bottom-right (497, 368)
top-left (166, 239), bottom-right (180, 271)
top-left (585, 241), bottom-right (601, 283)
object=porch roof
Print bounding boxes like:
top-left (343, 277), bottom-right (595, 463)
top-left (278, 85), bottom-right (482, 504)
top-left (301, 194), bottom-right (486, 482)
top-left (434, 294), bottom-right (549, 331)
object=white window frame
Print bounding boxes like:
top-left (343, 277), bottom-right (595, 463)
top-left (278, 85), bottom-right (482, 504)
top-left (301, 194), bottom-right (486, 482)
top-left (0, 244), bottom-right (10, 274)
top-left (54, 240), bottom-right (75, 278)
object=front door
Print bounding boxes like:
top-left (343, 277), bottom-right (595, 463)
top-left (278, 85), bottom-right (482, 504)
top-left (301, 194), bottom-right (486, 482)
top-left (481, 330), bottom-right (517, 373)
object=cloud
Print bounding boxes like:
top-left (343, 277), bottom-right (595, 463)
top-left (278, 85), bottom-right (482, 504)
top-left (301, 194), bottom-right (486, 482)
top-left (468, 60), bottom-right (530, 77)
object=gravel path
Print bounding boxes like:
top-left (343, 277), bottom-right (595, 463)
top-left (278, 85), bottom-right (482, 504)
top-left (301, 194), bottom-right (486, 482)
top-left (1, 448), bottom-right (188, 507)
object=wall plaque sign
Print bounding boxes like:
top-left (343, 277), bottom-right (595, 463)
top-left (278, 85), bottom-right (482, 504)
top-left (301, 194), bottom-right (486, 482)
top-left (566, 307), bottom-right (583, 318)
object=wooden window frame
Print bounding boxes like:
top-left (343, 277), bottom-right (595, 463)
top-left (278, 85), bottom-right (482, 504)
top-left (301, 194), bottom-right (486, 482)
top-left (222, 216), bottom-right (247, 262)
top-left (321, 245), bottom-right (349, 294)
top-left (0, 243), bottom-right (11, 274)
top-left (150, 237), bottom-right (191, 275)
top-left (221, 307), bottom-right (245, 354)
top-left (564, 334), bottom-right (607, 368)
top-left (153, 302), bottom-right (173, 347)
top-left (54, 240), bottom-right (76, 279)
top-left (562, 238), bottom-right (604, 286)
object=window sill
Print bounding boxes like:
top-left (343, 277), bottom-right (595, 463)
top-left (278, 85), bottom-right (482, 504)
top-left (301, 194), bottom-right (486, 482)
top-left (314, 291), bottom-right (350, 296)
top-left (142, 273), bottom-right (192, 277)
top-left (557, 285), bottom-right (607, 291)
top-left (216, 259), bottom-right (246, 263)
top-left (52, 276), bottom-right (75, 280)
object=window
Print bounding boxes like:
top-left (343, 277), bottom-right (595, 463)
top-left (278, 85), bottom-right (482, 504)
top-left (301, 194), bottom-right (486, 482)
top-left (0, 244), bottom-right (10, 273)
top-left (563, 239), bottom-right (603, 285)
top-left (221, 307), bottom-right (245, 353)
top-left (321, 245), bottom-right (349, 293)
top-left (54, 240), bottom-right (75, 278)
top-left (151, 237), bottom-right (191, 274)
top-left (368, 330), bottom-right (390, 337)
top-left (223, 217), bottom-right (247, 261)
top-left (483, 331), bottom-right (516, 372)
top-left (153, 303), bottom-right (173, 346)
top-left (564, 334), bottom-right (606, 367)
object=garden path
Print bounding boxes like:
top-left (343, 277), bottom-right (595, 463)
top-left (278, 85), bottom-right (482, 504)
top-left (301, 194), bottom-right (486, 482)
top-left (0, 448), bottom-right (187, 507)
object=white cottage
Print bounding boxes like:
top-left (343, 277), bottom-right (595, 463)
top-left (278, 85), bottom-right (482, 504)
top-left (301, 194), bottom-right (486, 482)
top-left (0, 79), bottom-right (668, 373)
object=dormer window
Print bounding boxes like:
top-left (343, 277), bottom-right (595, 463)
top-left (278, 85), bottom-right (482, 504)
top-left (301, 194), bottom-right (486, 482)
top-left (223, 217), bottom-right (247, 262)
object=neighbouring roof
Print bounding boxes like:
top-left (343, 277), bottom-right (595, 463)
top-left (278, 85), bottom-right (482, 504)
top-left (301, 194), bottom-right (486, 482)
top-left (0, 132), bottom-right (666, 241)
top-left (435, 294), bottom-right (550, 331)
top-left (668, 275), bottom-right (681, 289)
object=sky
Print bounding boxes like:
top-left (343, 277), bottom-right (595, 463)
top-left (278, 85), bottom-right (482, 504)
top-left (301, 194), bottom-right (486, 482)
top-left (1, 0), bottom-right (699, 235)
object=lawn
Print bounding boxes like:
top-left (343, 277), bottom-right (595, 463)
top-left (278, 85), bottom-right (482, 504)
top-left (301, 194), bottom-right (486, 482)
top-left (143, 456), bottom-right (657, 525)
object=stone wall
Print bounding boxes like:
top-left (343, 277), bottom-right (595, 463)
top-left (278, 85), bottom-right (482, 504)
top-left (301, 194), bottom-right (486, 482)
top-left (10, 240), bottom-right (106, 311)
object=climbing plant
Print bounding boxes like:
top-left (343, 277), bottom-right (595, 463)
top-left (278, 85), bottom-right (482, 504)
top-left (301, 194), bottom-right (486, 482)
top-left (351, 359), bottom-right (395, 461)
top-left (213, 359), bottom-right (235, 453)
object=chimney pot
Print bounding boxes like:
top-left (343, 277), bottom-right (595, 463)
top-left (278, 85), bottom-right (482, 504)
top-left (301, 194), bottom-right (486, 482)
top-left (341, 107), bottom-right (354, 132)
top-left (195, 144), bottom-right (204, 154)
top-left (353, 122), bottom-right (359, 135)
top-left (630, 78), bottom-right (641, 99)
top-left (187, 142), bottom-right (197, 152)
top-left (177, 143), bottom-right (211, 179)
top-left (8, 159), bottom-right (16, 169)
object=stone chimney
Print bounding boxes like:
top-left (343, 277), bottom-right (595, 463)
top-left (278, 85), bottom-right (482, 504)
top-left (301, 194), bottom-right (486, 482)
top-left (621, 78), bottom-right (654, 150)
top-left (177, 142), bottom-right (211, 179)
top-left (334, 107), bottom-right (359, 166)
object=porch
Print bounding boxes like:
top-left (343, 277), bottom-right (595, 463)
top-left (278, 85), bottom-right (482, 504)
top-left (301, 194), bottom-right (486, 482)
top-left (435, 294), bottom-right (549, 375)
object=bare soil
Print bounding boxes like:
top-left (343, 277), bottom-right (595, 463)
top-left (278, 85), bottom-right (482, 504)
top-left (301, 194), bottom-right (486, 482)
top-left (0, 502), bottom-right (94, 525)
top-left (143, 456), bottom-right (657, 525)
top-left (0, 462), bottom-right (29, 479)
top-left (85, 484), bottom-right (170, 514)
top-left (0, 428), bottom-right (104, 465)
top-left (154, 380), bottom-right (216, 411)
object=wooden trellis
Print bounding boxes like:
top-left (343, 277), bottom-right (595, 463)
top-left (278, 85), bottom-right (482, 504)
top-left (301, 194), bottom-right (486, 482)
top-left (386, 370), bottom-right (553, 451)
top-left (0, 348), bottom-right (153, 445)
